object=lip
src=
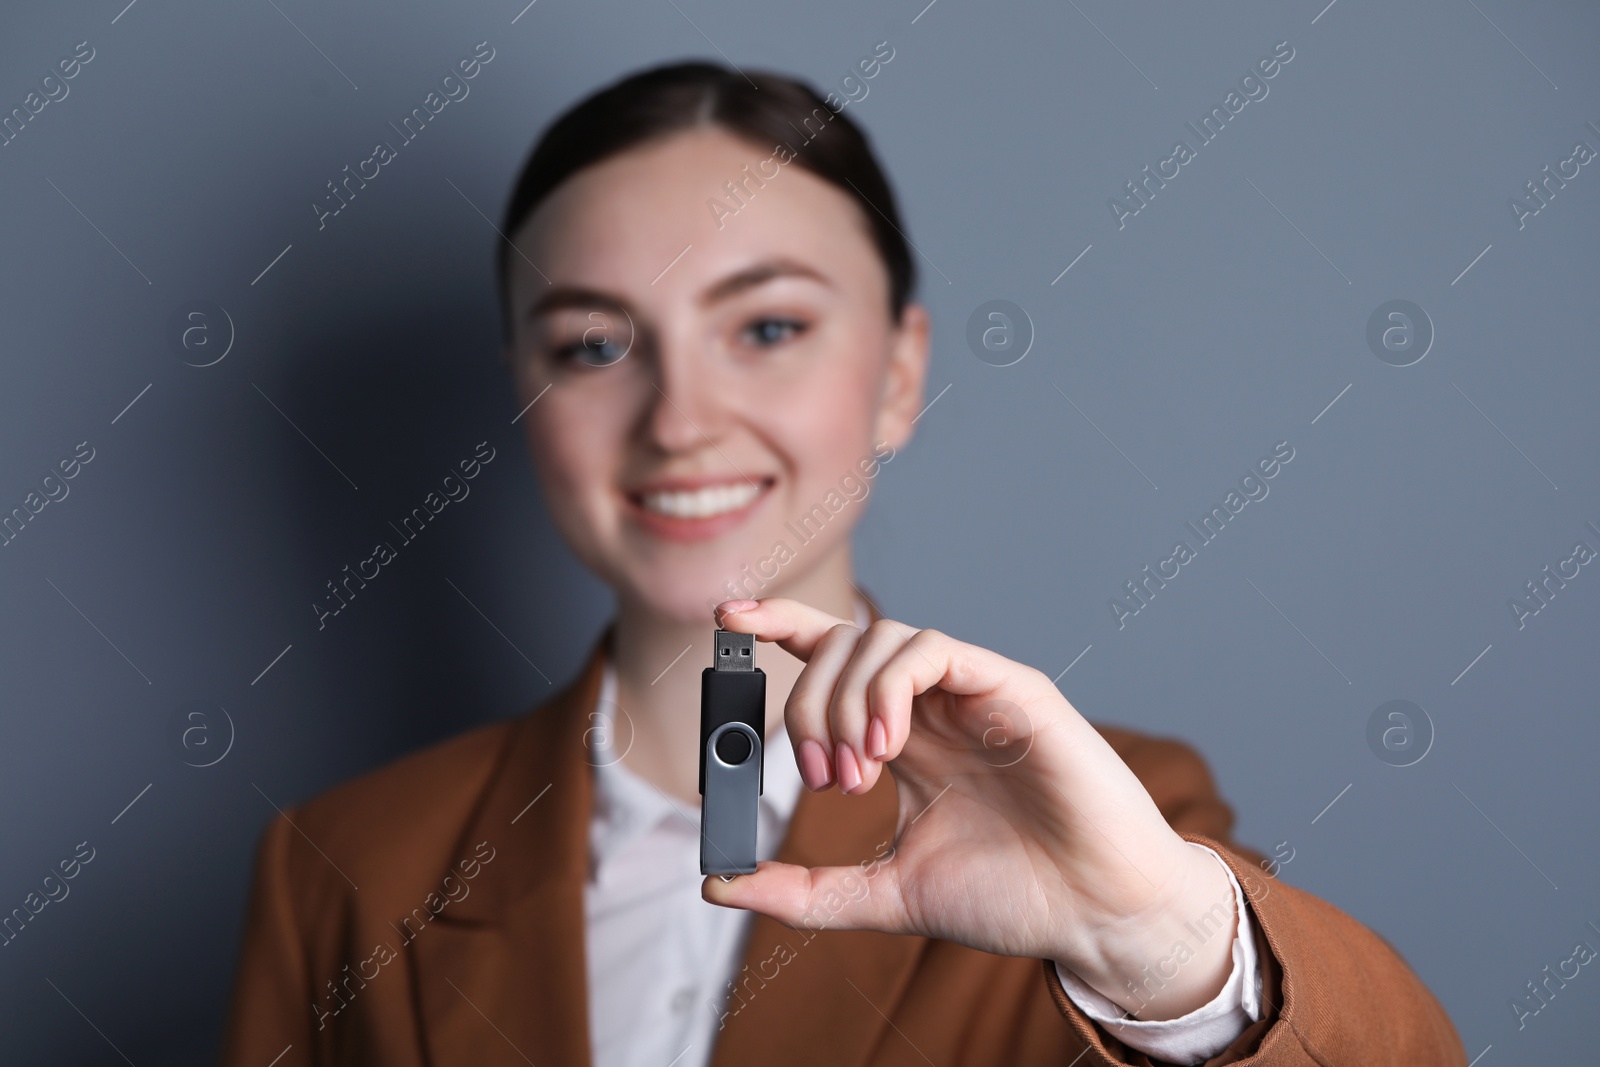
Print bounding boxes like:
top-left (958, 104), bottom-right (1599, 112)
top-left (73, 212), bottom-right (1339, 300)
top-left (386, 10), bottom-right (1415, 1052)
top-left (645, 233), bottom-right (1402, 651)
top-left (622, 475), bottom-right (776, 543)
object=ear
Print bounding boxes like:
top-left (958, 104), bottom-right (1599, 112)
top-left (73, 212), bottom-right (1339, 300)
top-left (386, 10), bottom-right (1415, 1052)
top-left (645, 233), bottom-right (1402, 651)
top-left (871, 301), bottom-right (931, 453)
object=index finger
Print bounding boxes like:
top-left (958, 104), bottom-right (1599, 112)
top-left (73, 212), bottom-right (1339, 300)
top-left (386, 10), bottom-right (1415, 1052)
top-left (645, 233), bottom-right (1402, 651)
top-left (714, 597), bottom-right (857, 663)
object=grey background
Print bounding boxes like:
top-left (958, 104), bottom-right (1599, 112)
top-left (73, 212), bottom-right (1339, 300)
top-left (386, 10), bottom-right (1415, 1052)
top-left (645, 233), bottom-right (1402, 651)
top-left (1, 0), bottom-right (1596, 1061)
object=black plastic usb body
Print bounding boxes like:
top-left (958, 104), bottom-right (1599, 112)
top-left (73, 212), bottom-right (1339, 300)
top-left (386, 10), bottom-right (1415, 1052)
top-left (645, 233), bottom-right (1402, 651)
top-left (699, 629), bottom-right (765, 876)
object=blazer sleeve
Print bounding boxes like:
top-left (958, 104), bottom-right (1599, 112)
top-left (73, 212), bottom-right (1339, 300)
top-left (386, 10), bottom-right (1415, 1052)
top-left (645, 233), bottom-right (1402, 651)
top-left (1039, 735), bottom-right (1467, 1066)
top-left (219, 812), bottom-right (320, 1067)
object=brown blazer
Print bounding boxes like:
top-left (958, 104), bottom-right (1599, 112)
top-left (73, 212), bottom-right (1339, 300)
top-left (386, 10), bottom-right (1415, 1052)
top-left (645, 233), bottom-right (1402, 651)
top-left (221, 614), bottom-right (1466, 1066)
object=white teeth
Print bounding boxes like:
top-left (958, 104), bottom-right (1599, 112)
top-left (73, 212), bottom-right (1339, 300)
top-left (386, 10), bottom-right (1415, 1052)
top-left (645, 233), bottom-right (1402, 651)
top-left (640, 481), bottom-right (764, 519)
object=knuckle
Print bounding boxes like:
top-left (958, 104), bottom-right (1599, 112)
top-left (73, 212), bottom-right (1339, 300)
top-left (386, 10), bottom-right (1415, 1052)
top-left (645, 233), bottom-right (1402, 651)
top-left (823, 621), bottom-right (862, 645)
top-left (828, 690), bottom-right (864, 730)
top-left (865, 618), bottom-right (901, 641)
top-left (784, 685), bottom-right (825, 726)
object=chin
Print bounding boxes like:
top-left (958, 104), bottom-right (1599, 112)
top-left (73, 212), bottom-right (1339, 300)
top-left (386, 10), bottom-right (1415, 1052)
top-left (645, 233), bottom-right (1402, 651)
top-left (624, 569), bottom-right (744, 626)
top-left (610, 528), bottom-right (788, 626)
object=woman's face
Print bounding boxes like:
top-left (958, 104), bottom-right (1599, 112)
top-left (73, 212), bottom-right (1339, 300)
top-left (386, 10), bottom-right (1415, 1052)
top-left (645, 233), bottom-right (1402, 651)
top-left (505, 126), bottom-right (929, 623)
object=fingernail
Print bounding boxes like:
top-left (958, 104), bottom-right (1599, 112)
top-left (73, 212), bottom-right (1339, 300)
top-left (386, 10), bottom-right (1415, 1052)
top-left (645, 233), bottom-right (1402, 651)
top-left (835, 741), bottom-right (862, 793)
top-left (867, 718), bottom-right (888, 760)
top-left (715, 599), bottom-right (759, 621)
top-left (798, 740), bottom-right (832, 791)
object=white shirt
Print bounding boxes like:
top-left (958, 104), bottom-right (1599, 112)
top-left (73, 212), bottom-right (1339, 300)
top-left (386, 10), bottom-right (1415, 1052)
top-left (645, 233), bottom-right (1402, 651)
top-left (1051, 844), bottom-right (1262, 1062)
top-left (582, 603), bottom-right (1261, 1067)
top-left (583, 647), bottom-right (806, 1067)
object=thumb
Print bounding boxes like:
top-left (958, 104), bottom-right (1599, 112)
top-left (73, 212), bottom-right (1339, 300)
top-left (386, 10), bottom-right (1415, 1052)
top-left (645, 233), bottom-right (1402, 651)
top-left (702, 859), bottom-right (904, 934)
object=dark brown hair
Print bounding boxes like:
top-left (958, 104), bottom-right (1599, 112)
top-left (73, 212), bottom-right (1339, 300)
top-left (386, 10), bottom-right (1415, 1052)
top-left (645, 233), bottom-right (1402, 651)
top-left (495, 61), bottom-right (915, 339)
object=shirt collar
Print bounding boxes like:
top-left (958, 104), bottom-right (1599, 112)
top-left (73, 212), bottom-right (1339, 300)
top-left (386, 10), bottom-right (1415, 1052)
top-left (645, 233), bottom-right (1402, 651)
top-left (586, 597), bottom-right (869, 873)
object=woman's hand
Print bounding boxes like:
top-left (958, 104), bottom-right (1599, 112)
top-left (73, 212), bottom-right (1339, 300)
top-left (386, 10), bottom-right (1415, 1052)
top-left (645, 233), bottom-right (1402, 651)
top-left (702, 597), bottom-right (1238, 1021)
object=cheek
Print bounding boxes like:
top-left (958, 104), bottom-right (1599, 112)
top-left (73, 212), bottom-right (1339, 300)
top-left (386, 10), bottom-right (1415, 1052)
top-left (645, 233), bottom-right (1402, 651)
top-left (773, 337), bottom-right (884, 478)
top-left (526, 400), bottom-right (619, 517)
top-left (825, 336), bottom-right (886, 439)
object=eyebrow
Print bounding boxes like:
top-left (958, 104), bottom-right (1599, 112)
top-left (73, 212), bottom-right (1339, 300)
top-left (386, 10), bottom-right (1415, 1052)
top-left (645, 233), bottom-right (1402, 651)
top-left (697, 258), bottom-right (833, 307)
top-left (522, 257), bottom-right (833, 323)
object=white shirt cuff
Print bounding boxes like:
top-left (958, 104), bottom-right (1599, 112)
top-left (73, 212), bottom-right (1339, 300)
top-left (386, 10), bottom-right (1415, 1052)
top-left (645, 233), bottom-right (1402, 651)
top-left (1052, 843), bottom-right (1262, 1065)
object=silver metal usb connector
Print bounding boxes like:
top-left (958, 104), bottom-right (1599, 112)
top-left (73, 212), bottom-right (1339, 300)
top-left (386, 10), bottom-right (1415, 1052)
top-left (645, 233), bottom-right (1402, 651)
top-left (713, 629), bottom-right (754, 671)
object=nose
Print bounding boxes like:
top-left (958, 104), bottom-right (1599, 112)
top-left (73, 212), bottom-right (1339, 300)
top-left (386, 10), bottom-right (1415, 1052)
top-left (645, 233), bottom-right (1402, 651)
top-left (643, 330), bottom-right (722, 454)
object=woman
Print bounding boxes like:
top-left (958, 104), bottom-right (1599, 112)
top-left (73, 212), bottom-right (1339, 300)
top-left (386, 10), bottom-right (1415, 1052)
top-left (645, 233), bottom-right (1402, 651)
top-left (221, 62), bottom-right (1465, 1066)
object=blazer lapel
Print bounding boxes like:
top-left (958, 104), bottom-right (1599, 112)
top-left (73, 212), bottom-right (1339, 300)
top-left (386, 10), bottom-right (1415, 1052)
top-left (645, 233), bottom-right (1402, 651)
top-left (710, 592), bottom-right (929, 1067)
top-left (410, 626), bottom-right (609, 1067)
top-left (707, 784), bottom-right (927, 1067)
top-left (411, 589), bottom-right (922, 1067)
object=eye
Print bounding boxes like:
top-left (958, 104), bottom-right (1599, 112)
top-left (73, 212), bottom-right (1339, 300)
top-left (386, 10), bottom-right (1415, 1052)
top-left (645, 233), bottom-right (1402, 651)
top-left (551, 312), bottom-right (630, 368)
top-left (740, 316), bottom-right (807, 348)
top-left (553, 336), bottom-right (627, 367)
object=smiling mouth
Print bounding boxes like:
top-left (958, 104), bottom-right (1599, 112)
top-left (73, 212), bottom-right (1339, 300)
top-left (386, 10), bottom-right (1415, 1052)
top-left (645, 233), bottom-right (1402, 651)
top-left (633, 478), bottom-right (773, 519)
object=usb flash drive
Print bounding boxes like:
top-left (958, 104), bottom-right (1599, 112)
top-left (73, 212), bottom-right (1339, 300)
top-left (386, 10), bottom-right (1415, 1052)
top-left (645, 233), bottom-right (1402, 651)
top-left (699, 629), bottom-right (765, 876)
